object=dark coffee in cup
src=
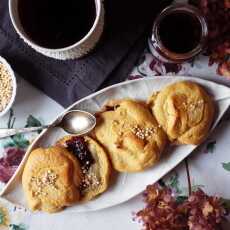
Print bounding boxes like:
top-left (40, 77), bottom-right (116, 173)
top-left (18, 0), bottom-right (96, 49)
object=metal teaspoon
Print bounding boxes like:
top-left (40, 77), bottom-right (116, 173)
top-left (0, 110), bottom-right (96, 139)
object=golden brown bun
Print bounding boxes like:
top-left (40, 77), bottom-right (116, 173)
top-left (56, 136), bottom-right (111, 202)
top-left (94, 99), bottom-right (168, 172)
top-left (148, 81), bottom-right (215, 145)
top-left (22, 147), bottom-right (82, 213)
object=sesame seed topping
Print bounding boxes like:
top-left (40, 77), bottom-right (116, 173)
top-left (30, 170), bottom-right (58, 197)
top-left (80, 166), bottom-right (101, 190)
top-left (130, 125), bottom-right (156, 140)
top-left (187, 100), bottom-right (204, 110)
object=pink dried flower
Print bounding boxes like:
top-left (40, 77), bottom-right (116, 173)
top-left (135, 184), bottom-right (228, 230)
top-left (217, 61), bottom-right (230, 77)
top-left (190, 0), bottom-right (230, 77)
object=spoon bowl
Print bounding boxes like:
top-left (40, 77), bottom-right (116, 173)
top-left (60, 110), bottom-right (96, 135)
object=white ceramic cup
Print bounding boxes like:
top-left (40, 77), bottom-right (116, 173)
top-left (9, 0), bottom-right (104, 60)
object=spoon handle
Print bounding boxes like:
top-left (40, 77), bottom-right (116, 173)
top-left (0, 125), bottom-right (50, 139)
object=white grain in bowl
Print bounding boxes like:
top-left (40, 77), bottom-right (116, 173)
top-left (0, 56), bottom-right (17, 117)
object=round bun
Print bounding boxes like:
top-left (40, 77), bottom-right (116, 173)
top-left (149, 81), bottom-right (215, 145)
top-left (56, 135), bottom-right (111, 202)
top-left (22, 147), bottom-right (82, 213)
top-left (94, 99), bottom-right (168, 172)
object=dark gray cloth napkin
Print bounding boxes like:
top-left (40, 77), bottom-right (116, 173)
top-left (0, 0), bottom-right (172, 107)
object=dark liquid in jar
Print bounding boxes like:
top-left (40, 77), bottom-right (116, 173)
top-left (158, 12), bottom-right (202, 54)
top-left (18, 0), bottom-right (96, 49)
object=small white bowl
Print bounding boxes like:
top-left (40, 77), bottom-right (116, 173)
top-left (0, 56), bottom-right (17, 117)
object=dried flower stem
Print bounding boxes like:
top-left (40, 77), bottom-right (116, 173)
top-left (185, 158), bottom-right (192, 196)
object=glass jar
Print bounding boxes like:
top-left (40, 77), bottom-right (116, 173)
top-left (148, 4), bottom-right (208, 63)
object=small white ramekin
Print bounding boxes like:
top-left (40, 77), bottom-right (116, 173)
top-left (0, 56), bottom-right (17, 117)
top-left (9, 0), bottom-right (104, 60)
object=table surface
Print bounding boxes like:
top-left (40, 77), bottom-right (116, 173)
top-left (0, 47), bottom-right (229, 230)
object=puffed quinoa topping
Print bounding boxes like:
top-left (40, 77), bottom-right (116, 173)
top-left (31, 170), bottom-right (58, 197)
top-left (130, 125), bottom-right (156, 140)
top-left (0, 63), bottom-right (13, 112)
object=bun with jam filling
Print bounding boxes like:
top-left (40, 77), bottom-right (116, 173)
top-left (56, 135), bottom-right (111, 202)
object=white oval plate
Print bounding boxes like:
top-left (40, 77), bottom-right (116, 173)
top-left (2, 76), bottom-right (230, 212)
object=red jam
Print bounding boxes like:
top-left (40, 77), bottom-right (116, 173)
top-left (65, 136), bottom-right (94, 171)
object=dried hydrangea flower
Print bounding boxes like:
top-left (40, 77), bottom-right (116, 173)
top-left (189, 0), bottom-right (230, 77)
top-left (135, 184), bottom-right (228, 230)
